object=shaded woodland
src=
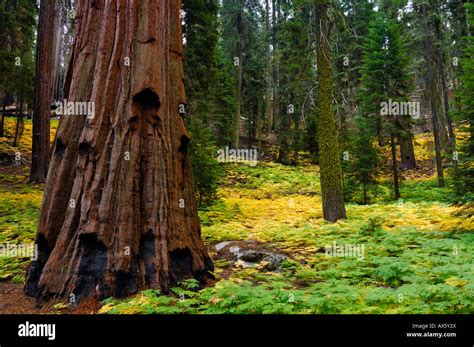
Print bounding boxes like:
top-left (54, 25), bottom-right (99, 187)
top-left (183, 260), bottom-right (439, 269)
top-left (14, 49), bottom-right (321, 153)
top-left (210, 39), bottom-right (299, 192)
top-left (0, 0), bottom-right (472, 314)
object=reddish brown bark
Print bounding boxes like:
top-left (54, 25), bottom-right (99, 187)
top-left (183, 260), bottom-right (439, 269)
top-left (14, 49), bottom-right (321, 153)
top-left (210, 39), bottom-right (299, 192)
top-left (30, 0), bottom-right (55, 183)
top-left (25, 0), bottom-right (213, 302)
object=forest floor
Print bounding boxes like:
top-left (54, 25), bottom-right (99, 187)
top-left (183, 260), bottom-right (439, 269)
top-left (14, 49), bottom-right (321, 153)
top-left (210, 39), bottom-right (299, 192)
top-left (0, 117), bottom-right (473, 314)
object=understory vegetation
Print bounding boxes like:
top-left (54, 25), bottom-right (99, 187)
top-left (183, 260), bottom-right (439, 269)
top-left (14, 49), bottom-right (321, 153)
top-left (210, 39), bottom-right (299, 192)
top-left (100, 161), bottom-right (473, 314)
top-left (1, 120), bottom-right (472, 313)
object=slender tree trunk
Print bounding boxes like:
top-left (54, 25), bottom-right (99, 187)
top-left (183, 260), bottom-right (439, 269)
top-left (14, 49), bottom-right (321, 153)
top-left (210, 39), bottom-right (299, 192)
top-left (25, 0), bottom-right (213, 303)
top-left (51, 0), bottom-right (64, 102)
top-left (30, 0), bottom-right (55, 183)
top-left (438, 58), bottom-right (456, 153)
top-left (265, 0), bottom-right (273, 131)
top-left (0, 96), bottom-right (6, 137)
top-left (277, 50), bottom-right (290, 164)
top-left (257, 98), bottom-right (262, 151)
top-left (13, 98), bottom-right (24, 147)
top-left (433, 13), bottom-right (457, 157)
top-left (271, 0), bottom-right (278, 132)
top-left (421, 3), bottom-right (445, 187)
top-left (430, 95), bottom-right (446, 187)
top-left (363, 183), bottom-right (368, 205)
top-left (316, 0), bottom-right (346, 222)
top-left (234, 12), bottom-right (244, 149)
top-left (376, 117), bottom-right (385, 146)
top-left (390, 133), bottom-right (401, 200)
top-left (436, 60), bottom-right (459, 184)
top-left (426, 14), bottom-right (451, 157)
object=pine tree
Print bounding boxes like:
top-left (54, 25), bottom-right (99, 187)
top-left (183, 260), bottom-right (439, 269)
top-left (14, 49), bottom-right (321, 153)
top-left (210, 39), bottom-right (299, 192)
top-left (357, 12), bottom-right (412, 200)
top-left (0, 0), bottom-right (36, 138)
top-left (221, 0), bottom-right (267, 150)
top-left (276, 1), bottom-right (315, 164)
top-left (212, 44), bottom-right (237, 145)
top-left (351, 11), bottom-right (387, 204)
top-left (348, 114), bottom-right (380, 204)
top-left (240, 3), bottom-right (267, 150)
top-left (183, 0), bottom-right (219, 125)
top-left (454, 2), bottom-right (473, 201)
top-left (334, 0), bottom-right (375, 149)
top-left (183, 0), bottom-right (224, 205)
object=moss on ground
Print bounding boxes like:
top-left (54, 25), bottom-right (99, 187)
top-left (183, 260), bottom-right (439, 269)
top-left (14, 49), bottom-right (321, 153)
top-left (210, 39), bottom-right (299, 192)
top-left (100, 163), bottom-right (473, 314)
top-left (0, 124), bottom-right (472, 313)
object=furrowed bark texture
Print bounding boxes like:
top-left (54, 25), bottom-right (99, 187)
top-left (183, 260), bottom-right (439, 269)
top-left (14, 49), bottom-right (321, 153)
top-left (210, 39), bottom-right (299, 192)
top-left (316, 0), bottom-right (347, 222)
top-left (25, 0), bottom-right (213, 302)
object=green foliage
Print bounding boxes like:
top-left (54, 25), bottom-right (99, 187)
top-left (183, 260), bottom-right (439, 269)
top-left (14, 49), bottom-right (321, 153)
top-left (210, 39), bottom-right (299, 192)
top-left (373, 257), bottom-right (414, 287)
top-left (183, 0), bottom-right (226, 206)
top-left (0, 0), bottom-right (36, 103)
top-left (334, 0), bottom-right (375, 147)
top-left (275, 1), bottom-right (315, 163)
top-left (0, 182), bottom-right (41, 279)
top-left (189, 117), bottom-right (223, 207)
top-left (221, 162), bottom-right (319, 197)
top-left (0, 257), bottom-right (26, 280)
top-left (350, 11), bottom-right (412, 201)
top-left (360, 217), bottom-right (384, 236)
top-left (0, 151), bottom-right (470, 314)
top-left (453, 2), bottom-right (474, 202)
top-left (211, 45), bottom-right (236, 145)
top-left (99, 163), bottom-right (473, 314)
top-left (178, 278), bottom-right (200, 291)
top-left (345, 114), bottom-right (381, 204)
top-left (183, 0), bottom-right (219, 105)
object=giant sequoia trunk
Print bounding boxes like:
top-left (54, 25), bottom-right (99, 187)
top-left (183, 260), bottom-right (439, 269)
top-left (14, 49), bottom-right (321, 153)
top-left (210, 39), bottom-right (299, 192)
top-left (25, 0), bottom-right (213, 302)
top-left (316, 0), bottom-right (347, 222)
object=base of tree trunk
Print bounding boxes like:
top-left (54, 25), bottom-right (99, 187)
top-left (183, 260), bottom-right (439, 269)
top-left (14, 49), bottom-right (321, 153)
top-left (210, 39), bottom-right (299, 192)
top-left (25, 233), bottom-right (214, 302)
